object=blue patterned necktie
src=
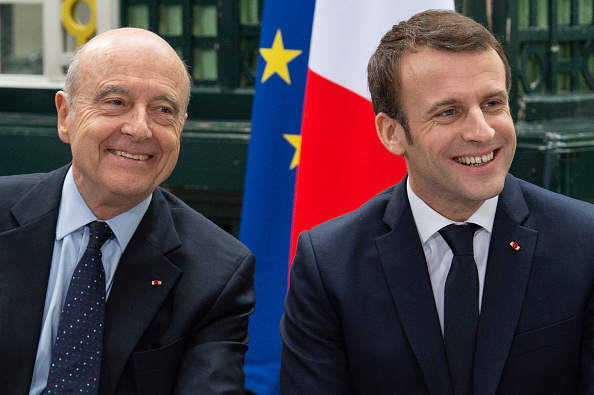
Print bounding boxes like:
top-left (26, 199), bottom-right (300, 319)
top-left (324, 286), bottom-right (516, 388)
top-left (45, 221), bottom-right (114, 394)
top-left (439, 223), bottom-right (481, 395)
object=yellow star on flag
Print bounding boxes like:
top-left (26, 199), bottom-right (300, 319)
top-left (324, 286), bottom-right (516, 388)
top-left (283, 134), bottom-right (301, 170)
top-left (259, 29), bottom-right (302, 84)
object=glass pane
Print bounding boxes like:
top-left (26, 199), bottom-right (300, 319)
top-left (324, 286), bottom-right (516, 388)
top-left (193, 48), bottom-right (218, 80)
top-left (536, 0), bottom-right (548, 28)
top-left (128, 5), bottom-right (149, 30)
top-left (240, 0), bottom-right (259, 24)
top-left (193, 6), bottom-right (217, 37)
top-left (558, 0), bottom-right (570, 25)
top-left (240, 36), bottom-right (258, 88)
top-left (0, 4), bottom-right (43, 74)
top-left (579, 0), bottom-right (593, 24)
top-left (557, 71), bottom-right (571, 91)
top-left (525, 51), bottom-right (542, 90)
top-left (518, 0), bottom-right (530, 29)
top-left (160, 5), bottom-right (183, 36)
top-left (174, 47), bottom-right (184, 60)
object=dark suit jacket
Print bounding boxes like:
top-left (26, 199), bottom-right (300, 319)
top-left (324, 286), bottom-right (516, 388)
top-left (280, 174), bottom-right (594, 394)
top-left (0, 165), bottom-right (256, 394)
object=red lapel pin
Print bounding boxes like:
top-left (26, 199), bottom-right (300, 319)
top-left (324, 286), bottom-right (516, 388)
top-left (151, 280), bottom-right (162, 286)
top-left (510, 241), bottom-right (520, 251)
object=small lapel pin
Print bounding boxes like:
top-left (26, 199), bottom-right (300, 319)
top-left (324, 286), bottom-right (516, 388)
top-left (151, 280), bottom-right (162, 286)
top-left (510, 241), bottom-right (520, 251)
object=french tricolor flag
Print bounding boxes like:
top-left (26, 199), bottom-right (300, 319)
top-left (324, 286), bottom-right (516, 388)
top-left (241, 1), bottom-right (454, 393)
top-left (292, 0), bottom-right (455, 258)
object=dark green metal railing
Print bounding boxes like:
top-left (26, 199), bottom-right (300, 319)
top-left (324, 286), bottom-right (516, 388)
top-left (121, 0), bottom-right (263, 90)
top-left (489, 0), bottom-right (594, 120)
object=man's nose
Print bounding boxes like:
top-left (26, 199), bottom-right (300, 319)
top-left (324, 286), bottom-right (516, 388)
top-left (121, 106), bottom-right (152, 140)
top-left (463, 106), bottom-right (495, 142)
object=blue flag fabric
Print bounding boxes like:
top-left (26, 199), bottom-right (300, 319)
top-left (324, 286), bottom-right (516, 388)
top-left (240, 1), bottom-right (316, 393)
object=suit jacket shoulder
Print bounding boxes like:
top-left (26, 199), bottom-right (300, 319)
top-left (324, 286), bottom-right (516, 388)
top-left (307, 185), bottom-right (397, 248)
top-left (0, 169), bottom-right (64, 231)
top-left (511, 175), bottom-right (594, 224)
top-left (153, 186), bottom-right (252, 262)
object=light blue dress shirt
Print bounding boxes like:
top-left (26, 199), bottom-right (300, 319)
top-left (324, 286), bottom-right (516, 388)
top-left (29, 167), bottom-right (151, 394)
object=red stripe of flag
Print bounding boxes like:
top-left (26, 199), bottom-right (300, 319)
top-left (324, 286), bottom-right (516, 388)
top-left (290, 69), bottom-right (407, 261)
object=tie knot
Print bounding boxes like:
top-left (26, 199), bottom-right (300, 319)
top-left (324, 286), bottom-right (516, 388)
top-left (87, 221), bottom-right (114, 250)
top-left (439, 223), bottom-right (480, 256)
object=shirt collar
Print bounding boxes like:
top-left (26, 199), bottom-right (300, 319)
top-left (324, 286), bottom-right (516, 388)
top-left (56, 166), bottom-right (152, 251)
top-left (407, 178), bottom-right (498, 245)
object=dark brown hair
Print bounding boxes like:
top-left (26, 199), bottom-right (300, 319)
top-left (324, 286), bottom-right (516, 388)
top-left (367, 9), bottom-right (511, 137)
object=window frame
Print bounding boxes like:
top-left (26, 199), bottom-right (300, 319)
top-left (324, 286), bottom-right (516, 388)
top-left (0, 0), bottom-right (119, 88)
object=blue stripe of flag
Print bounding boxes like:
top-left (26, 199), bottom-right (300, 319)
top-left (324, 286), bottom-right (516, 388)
top-left (240, 1), bottom-right (316, 394)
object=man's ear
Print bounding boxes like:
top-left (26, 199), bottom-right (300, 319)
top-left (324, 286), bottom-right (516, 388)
top-left (375, 112), bottom-right (407, 155)
top-left (55, 91), bottom-right (71, 144)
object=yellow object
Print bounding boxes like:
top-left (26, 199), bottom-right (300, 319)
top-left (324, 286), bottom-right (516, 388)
top-left (283, 134), bottom-right (301, 170)
top-left (259, 29), bottom-right (302, 84)
top-left (62, 0), bottom-right (96, 46)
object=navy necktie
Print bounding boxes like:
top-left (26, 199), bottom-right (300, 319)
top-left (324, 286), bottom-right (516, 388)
top-left (439, 223), bottom-right (481, 395)
top-left (46, 221), bottom-right (114, 394)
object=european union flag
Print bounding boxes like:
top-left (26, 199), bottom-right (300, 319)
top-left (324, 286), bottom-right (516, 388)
top-left (239, 1), bottom-right (315, 394)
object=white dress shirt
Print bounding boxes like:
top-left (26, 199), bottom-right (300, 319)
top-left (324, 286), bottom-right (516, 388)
top-left (29, 167), bottom-right (151, 395)
top-left (406, 179), bottom-right (498, 334)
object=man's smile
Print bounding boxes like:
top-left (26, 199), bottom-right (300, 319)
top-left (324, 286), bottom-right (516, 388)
top-left (454, 151), bottom-right (494, 166)
top-left (108, 149), bottom-right (151, 161)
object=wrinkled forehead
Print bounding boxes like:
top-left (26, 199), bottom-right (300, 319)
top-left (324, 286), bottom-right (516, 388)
top-left (78, 30), bottom-right (189, 100)
top-left (82, 31), bottom-right (183, 71)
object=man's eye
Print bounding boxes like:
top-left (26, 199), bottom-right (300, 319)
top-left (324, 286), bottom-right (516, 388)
top-left (440, 109), bottom-right (455, 116)
top-left (154, 105), bottom-right (174, 114)
top-left (109, 100), bottom-right (123, 106)
top-left (485, 100), bottom-right (499, 107)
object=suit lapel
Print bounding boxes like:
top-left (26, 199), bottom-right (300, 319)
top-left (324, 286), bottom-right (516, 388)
top-left (375, 181), bottom-right (454, 395)
top-left (100, 188), bottom-right (183, 394)
top-left (474, 175), bottom-right (538, 394)
top-left (0, 166), bottom-right (68, 393)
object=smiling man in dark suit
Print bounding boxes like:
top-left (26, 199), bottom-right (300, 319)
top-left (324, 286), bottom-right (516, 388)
top-left (0, 27), bottom-right (255, 394)
top-left (280, 10), bottom-right (594, 394)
